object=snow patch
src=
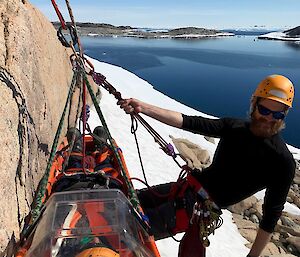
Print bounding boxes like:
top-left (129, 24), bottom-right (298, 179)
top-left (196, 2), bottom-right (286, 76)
top-left (258, 31), bottom-right (300, 41)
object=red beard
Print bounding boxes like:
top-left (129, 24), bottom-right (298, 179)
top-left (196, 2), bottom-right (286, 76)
top-left (250, 115), bottom-right (283, 138)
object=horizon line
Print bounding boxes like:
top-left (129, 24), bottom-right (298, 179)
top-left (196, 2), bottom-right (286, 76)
top-left (50, 21), bottom-right (296, 31)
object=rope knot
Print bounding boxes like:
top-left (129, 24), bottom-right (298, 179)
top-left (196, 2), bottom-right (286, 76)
top-left (164, 143), bottom-right (176, 157)
top-left (91, 72), bottom-right (106, 85)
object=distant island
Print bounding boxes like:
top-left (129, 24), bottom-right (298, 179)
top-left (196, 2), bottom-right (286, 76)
top-left (258, 26), bottom-right (300, 41)
top-left (52, 22), bottom-right (234, 39)
top-left (52, 22), bottom-right (300, 42)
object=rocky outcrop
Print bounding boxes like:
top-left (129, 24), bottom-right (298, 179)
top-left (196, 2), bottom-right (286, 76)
top-left (53, 22), bottom-right (234, 39)
top-left (258, 26), bottom-right (300, 41)
top-left (285, 26), bottom-right (300, 37)
top-left (168, 27), bottom-right (222, 36)
top-left (0, 0), bottom-right (75, 253)
top-left (229, 162), bottom-right (300, 257)
top-left (52, 21), bottom-right (133, 36)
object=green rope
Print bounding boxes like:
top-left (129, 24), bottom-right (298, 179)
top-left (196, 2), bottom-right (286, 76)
top-left (30, 71), bottom-right (78, 222)
top-left (83, 73), bottom-right (140, 209)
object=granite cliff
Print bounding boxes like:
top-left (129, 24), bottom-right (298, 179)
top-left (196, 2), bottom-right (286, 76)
top-left (0, 0), bottom-right (74, 254)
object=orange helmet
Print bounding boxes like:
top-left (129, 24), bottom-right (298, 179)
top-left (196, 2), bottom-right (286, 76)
top-left (75, 247), bottom-right (120, 257)
top-left (253, 74), bottom-right (294, 107)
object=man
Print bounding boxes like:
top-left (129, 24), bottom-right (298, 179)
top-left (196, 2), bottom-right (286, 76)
top-left (118, 74), bottom-right (296, 257)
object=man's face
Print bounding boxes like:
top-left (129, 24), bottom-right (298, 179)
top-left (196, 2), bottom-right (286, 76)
top-left (250, 98), bottom-right (287, 138)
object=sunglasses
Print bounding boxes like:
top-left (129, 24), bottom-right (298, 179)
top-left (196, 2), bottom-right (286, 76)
top-left (256, 104), bottom-right (286, 120)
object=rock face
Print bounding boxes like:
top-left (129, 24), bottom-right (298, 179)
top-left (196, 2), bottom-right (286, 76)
top-left (0, 0), bottom-right (74, 253)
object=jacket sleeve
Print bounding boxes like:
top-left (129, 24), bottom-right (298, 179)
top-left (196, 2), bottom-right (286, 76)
top-left (182, 115), bottom-right (232, 138)
top-left (259, 158), bottom-right (295, 232)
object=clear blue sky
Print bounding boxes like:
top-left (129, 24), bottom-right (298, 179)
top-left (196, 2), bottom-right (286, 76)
top-left (30, 0), bottom-right (300, 29)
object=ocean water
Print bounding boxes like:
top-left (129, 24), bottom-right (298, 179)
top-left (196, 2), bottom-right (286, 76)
top-left (82, 36), bottom-right (300, 148)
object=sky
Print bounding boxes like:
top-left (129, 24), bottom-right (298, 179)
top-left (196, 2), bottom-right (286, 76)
top-left (87, 56), bottom-right (300, 257)
top-left (29, 0), bottom-right (300, 29)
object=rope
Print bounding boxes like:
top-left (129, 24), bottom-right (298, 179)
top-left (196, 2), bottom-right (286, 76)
top-left (51, 0), bottom-right (67, 29)
top-left (130, 177), bottom-right (170, 199)
top-left (130, 115), bottom-right (149, 185)
top-left (133, 114), bottom-right (177, 158)
top-left (134, 114), bottom-right (169, 147)
top-left (83, 73), bottom-right (140, 209)
top-left (51, 0), bottom-right (179, 176)
top-left (65, 0), bottom-right (84, 55)
top-left (50, 0), bottom-right (142, 210)
top-left (90, 71), bottom-right (178, 159)
top-left (68, 72), bottom-right (82, 130)
top-left (65, 0), bottom-right (76, 28)
top-left (51, 0), bottom-right (81, 50)
top-left (30, 71), bottom-right (78, 223)
top-left (81, 75), bottom-right (87, 174)
top-left (63, 77), bottom-right (82, 172)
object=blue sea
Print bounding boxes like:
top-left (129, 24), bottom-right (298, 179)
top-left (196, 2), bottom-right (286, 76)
top-left (82, 36), bottom-right (300, 148)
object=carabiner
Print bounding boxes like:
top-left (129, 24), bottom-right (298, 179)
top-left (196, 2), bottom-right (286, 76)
top-left (57, 24), bottom-right (78, 48)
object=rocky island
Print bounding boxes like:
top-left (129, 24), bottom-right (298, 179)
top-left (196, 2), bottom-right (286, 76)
top-left (258, 26), bottom-right (300, 41)
top-left (52, 22), bottom-right (234, 39)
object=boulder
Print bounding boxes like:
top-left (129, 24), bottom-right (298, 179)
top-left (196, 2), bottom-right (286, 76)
top-left (272, 232), bottom-right (281, 241)
top-left (263, 253), bottom-right (296, 257)
top-left (282, 212), bottom-right (300, 226)
top-left (227, 195), bottom-right (258, 215)
top-left (293, 169), bottom-right (300, 184)
top-left (247, 242), bottom-right (286, 256)
top-left (232, 213), bottom-right (258, 243)
top-left (287, 189), bottom-right (300, 208)
top-left (231, 199), bottom-right (300, 256)
top-left (276, 224), bottom-right (300, 237)
top-left (286, 236), bottom-right (300, 252)
top-left (280, 216), bottom-right (300, 231)
top-left (249, 214), bottom-right (260, 224)
top-left (252, 199), bottom-right (263, 219)
top-left (232, 214), bottom-right (258, 229)
top-left (261, 242), bottom-right (286, 256)
top-left (238, 228), bottom-right (257, 243)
